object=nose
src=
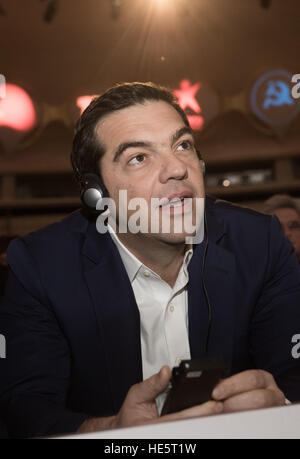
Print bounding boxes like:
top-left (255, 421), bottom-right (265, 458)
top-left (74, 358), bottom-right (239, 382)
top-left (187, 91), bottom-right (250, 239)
top-left (158, 151), bottom-right (188, 183)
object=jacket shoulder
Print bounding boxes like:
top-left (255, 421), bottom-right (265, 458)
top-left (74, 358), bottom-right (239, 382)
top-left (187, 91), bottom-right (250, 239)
top-left (7, 210), bottom-right (90, 261)
top-left (206, 196), bottom-right (272, 226)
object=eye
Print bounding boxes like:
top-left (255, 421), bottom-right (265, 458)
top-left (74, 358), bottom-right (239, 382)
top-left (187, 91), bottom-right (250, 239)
top-left (177, 140), bottom-right (194, 151)
top-left (128, 154), bottom-right (146, 165)
top-left (287, 221), bottom-right (300, 230)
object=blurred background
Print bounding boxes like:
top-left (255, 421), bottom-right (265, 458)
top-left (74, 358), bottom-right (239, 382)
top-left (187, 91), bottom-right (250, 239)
top-left (1, 0), bottom-right (300, 237)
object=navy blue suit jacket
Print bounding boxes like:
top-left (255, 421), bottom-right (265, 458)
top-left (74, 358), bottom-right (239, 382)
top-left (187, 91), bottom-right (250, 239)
top-left (1, 197), bottom-right (300, 438)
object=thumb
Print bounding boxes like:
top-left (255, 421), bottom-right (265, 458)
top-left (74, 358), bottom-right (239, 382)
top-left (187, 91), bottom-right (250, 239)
top-left (129, 366), bottom-right (172, 404)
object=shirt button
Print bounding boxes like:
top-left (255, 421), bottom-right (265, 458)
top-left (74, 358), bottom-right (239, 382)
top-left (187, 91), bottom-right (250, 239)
top-left (169, 305), bottom-right (175, 312)
top-left (143, 270), bottom-right (150, 277)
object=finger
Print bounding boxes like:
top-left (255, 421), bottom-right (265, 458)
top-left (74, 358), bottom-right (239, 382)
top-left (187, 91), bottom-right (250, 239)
top-left (160, 400), bottom-right (223, 423)
top-left (127, 366), bottom-right (172, 404)
top-left (212, 370), bottom-right (271, 400)
top-left (222, 388), bottom-right (285, 413)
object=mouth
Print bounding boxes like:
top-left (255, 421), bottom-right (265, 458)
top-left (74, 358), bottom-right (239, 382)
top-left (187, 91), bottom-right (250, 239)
top-left (158, 191), bottom-right (194, 208)
top-left (157, 191), bottom-right (194, 215)
top-left (168, 190), bottom-right (193, 201)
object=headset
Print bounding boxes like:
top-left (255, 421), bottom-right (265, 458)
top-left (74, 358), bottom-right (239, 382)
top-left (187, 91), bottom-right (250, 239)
top-left (73, 151), bottom-right (211, 352)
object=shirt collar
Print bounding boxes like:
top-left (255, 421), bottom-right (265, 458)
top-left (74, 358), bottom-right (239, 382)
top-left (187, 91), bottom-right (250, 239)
top-left (108, 225), bottom-right (142, 283)
top-left (108, 225), bottom-right (193, 284)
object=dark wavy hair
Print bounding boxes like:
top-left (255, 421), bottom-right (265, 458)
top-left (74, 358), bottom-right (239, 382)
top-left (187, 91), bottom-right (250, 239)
top-left (71, 82), bottom-right (189, 188)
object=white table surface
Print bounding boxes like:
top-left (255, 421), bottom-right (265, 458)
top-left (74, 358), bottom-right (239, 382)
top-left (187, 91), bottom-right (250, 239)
top-left (62, 403), bottom-right (300, 439)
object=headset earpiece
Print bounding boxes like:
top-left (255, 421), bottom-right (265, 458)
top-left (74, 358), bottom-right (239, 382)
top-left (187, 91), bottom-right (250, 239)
top-left (80, 173), bottom-right (108, 213)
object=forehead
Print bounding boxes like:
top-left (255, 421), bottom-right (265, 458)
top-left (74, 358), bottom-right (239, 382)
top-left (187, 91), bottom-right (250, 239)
top-left (96, 100), bottom-right (186, 149)
top-left (273, 207), bottom-right (300, 221)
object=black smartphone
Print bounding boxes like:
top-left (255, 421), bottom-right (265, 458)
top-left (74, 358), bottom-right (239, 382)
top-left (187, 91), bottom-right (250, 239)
top-left (161, 357), bottom-right (229, 416)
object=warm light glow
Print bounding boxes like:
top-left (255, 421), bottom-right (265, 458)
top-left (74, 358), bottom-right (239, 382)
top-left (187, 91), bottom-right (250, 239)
top-left (76, 95), bottom-right (99, 115)
top-left (153, 0), bottom-right (171, 8)
top-left (222, 179), bottom-right (231, 187)
top-left (0, 84), bottom-right (36, 131)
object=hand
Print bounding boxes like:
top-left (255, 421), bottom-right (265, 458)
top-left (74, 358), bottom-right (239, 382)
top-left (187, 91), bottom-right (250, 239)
top-left (211, 369), bottom-right (286, 413)
top-left (78, 366), bottom-right (223, 434)
top-left (113, 365), bottom-right (223, 429)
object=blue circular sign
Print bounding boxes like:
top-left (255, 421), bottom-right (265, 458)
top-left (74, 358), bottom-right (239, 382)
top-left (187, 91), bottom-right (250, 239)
top-left (251, 69), bottom-right (300, 129)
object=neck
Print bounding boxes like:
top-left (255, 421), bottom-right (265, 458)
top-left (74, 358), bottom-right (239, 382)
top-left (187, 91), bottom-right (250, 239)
top-left (117, 232), bottom-right (188, 287)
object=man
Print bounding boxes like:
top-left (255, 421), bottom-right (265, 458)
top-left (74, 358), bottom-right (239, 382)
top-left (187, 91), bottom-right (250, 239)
top-left (0, 83), bottom-right (299, 438)
top-left (264, 194), bottom-right (300, 262)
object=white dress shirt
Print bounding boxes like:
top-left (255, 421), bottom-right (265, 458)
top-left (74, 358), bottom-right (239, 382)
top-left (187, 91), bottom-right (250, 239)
top-left (108, 226), bottom-right (193, 412)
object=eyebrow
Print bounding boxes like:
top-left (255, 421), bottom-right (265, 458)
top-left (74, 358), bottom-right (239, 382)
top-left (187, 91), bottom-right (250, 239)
top-left (113, 126), bottom-right (194, 162)
top-left (113, 141), bottom-right (152, 162)
top-left (170, 126), bottom-right (194, 145)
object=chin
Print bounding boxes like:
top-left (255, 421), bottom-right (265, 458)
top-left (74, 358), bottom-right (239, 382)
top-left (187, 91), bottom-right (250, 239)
top-left (154, 232), bottom-right (193, 245)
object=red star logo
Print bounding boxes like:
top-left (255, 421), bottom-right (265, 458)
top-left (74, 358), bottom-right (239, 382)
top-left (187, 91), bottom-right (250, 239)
top-left (173, 79), bottom-right (202, 113)
top-left (187, 115), bottom-right (204, 131)
top-left (173, 79), bottom-right (204, 130)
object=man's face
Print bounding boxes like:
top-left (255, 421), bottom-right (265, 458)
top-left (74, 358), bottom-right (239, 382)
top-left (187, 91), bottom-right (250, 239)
top-left (97, 100), bottom-right (205, 244)
top-left (273, 207), bottom-right (300, 261)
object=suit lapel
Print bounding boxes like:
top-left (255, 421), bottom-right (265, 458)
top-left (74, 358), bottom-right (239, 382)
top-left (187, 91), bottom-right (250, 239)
top-left (188, 200), bottom-right (236, 366)
top-left (82, 221), bottom-right (142, 412)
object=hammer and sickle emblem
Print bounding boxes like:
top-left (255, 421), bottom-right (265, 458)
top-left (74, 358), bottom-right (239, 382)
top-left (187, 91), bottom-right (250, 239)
top-left (263, 80), bottom-right (294, 109)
